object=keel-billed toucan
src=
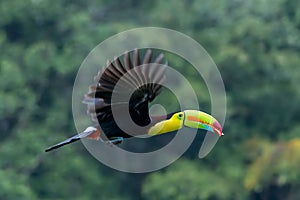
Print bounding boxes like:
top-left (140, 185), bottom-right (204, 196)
top-left (45, 49), bottom-right (223, 152)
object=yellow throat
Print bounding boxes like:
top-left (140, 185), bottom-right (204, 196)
top-left (148, 112), bottom-right (184, 136)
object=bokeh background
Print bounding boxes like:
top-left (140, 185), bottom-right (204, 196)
top-left (1, 0), bottom-right (300, 199)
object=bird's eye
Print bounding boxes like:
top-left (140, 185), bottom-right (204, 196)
top-left (178, 113), bottom-right (183, 118)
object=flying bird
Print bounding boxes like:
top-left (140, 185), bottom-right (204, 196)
top-left (45, 49), bottom-right (223, 152)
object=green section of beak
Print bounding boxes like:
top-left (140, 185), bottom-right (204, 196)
top-left (183, 110), bottom-right (218, 134)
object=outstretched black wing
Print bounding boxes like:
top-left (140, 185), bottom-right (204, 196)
top-left (83, 49), bottom-right (166, 139)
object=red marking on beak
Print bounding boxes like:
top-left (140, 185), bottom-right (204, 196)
top-left (212, 121), bottom-right (223, 137)
top-left (187, 116), bottom-right (202, 123)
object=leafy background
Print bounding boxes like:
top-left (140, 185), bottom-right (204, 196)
top-left (0, 0), bottom-right (300, 199)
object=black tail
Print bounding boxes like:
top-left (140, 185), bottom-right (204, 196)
top-left (45, 134), bottom-right (81, 152)
top-left (45, 129), bottom-right (96, 152)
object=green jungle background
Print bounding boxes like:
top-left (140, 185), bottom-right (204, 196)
top-left (1, 0), bottom-right (300, 199)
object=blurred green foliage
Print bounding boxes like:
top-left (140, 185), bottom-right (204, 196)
top-left (0, 0), bottom-right (300, 199)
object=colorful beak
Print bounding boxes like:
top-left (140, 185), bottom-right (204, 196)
top-left (183, 110), bottom-right (223, 137)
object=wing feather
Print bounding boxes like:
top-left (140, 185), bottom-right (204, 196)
top-left (84, 49), bottom-right (167, 135)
